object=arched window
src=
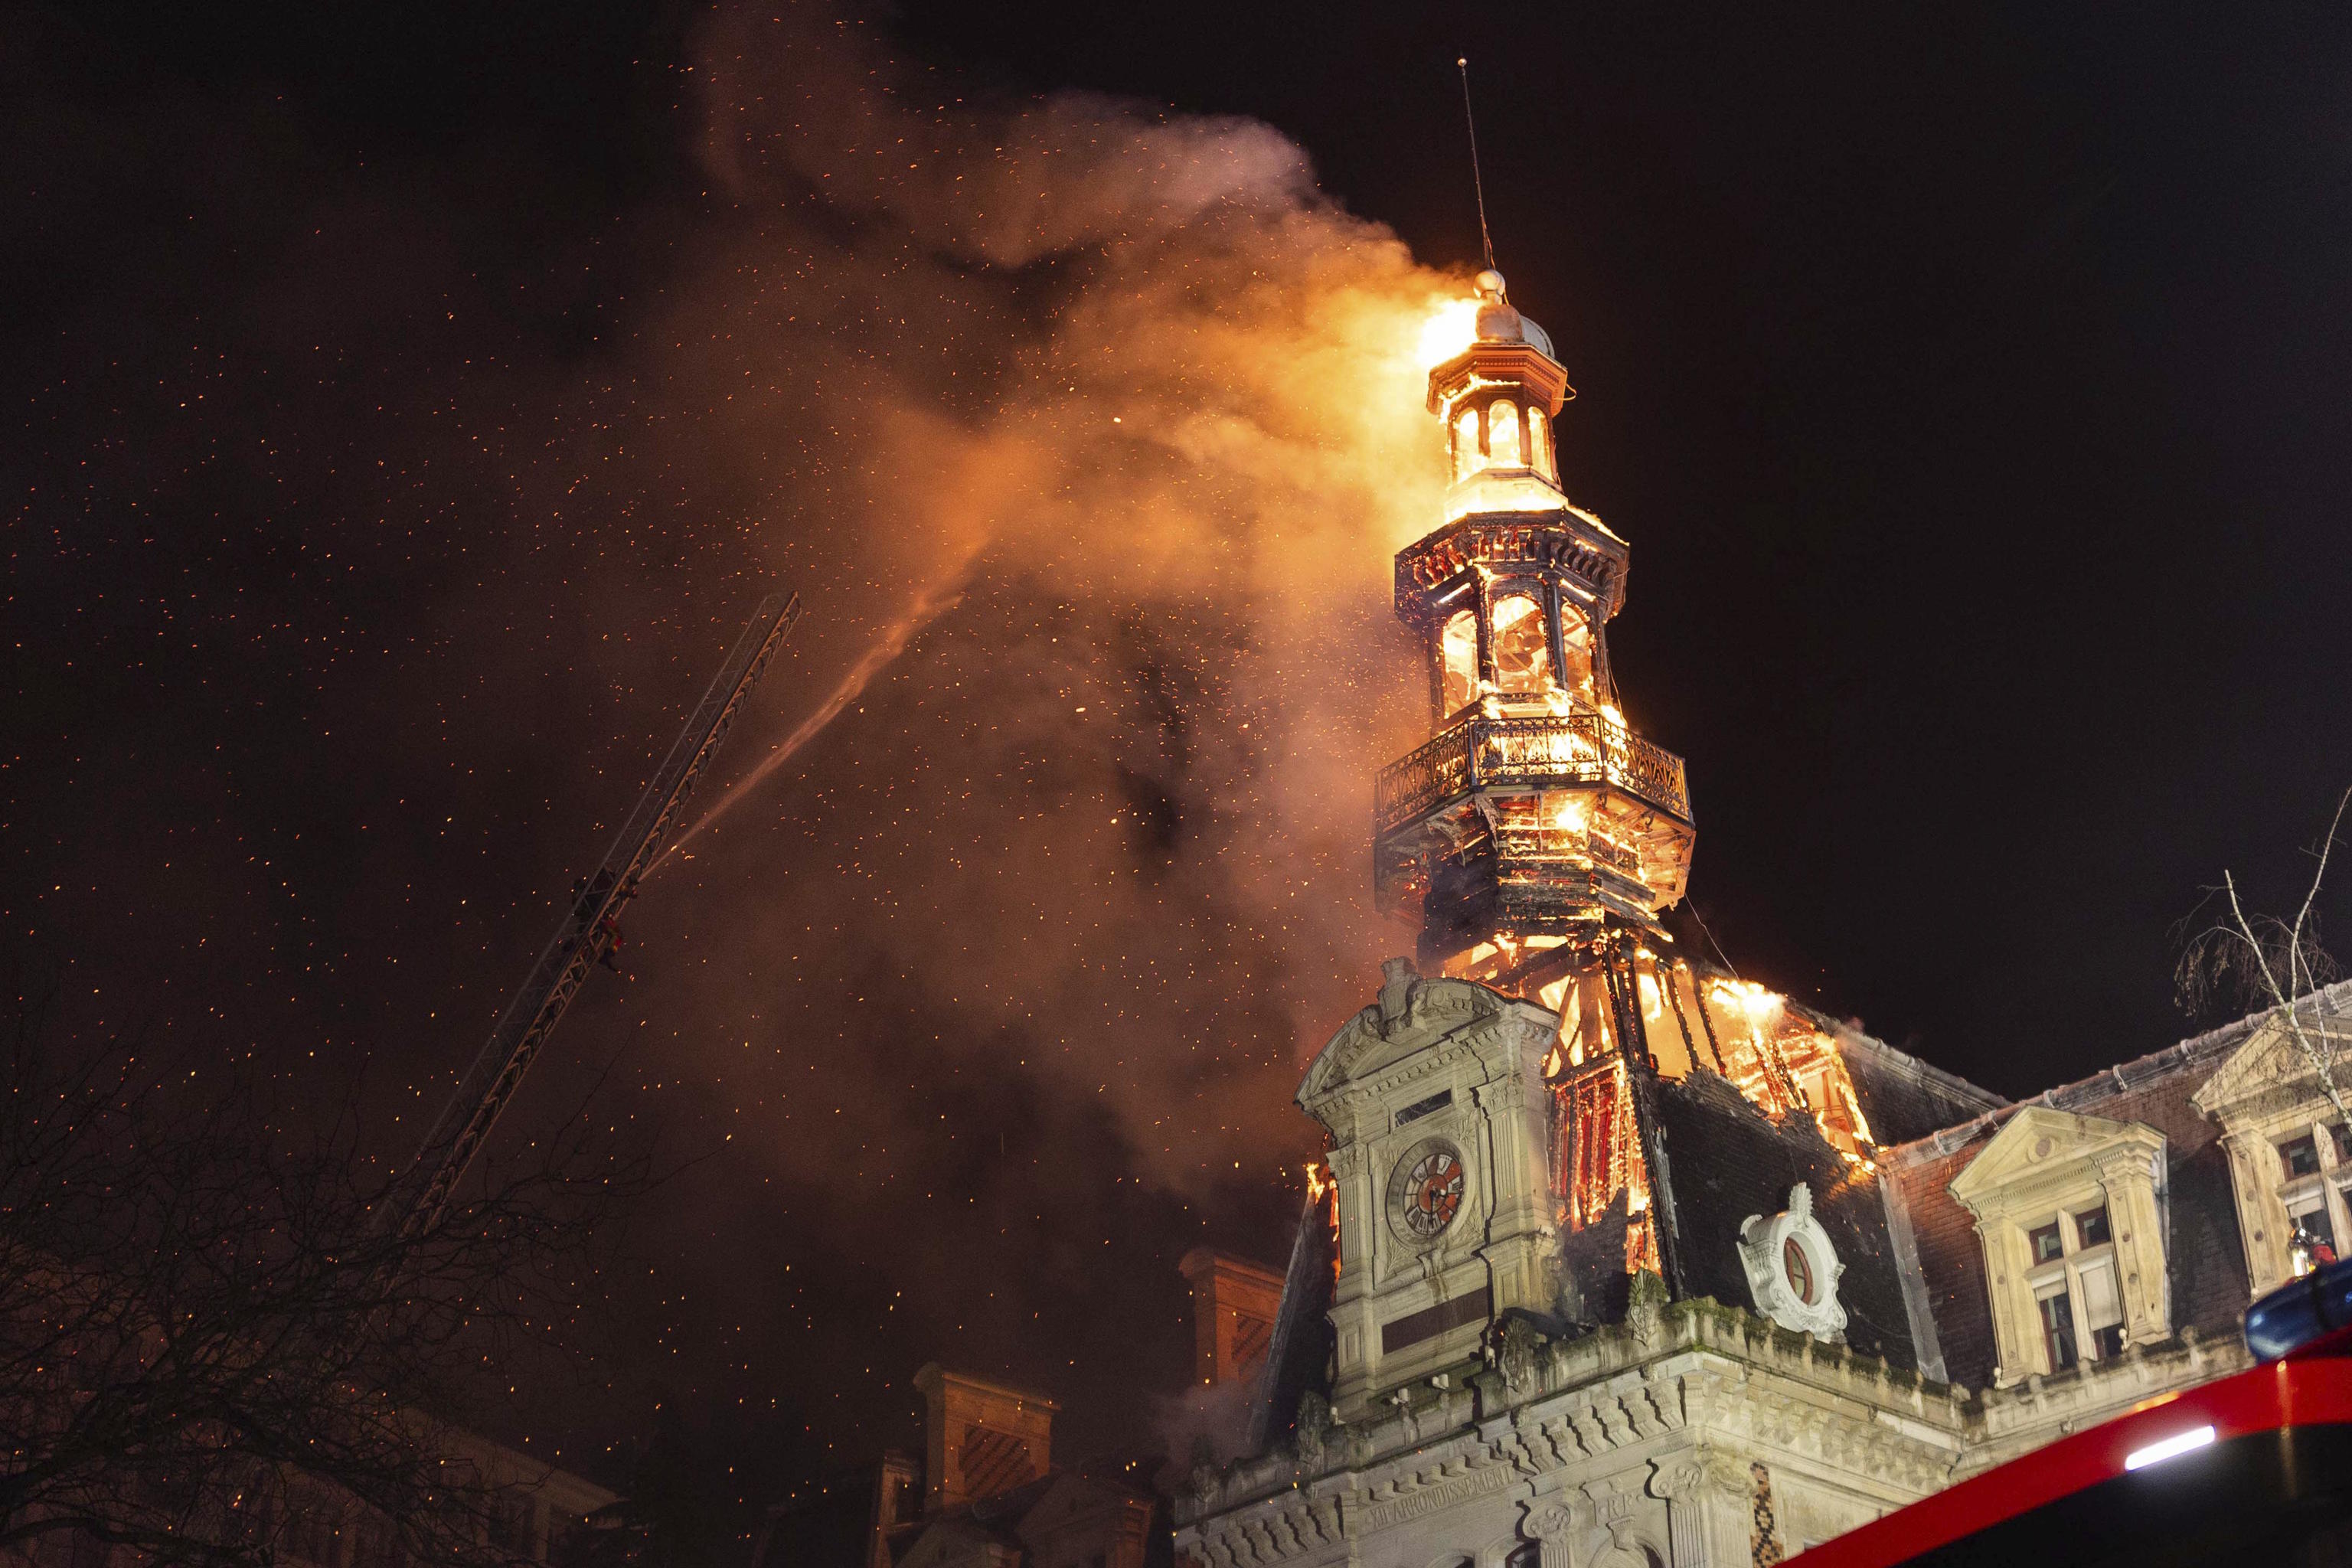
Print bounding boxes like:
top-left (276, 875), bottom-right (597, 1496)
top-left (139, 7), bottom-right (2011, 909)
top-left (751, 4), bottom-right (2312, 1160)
top-left (1439, 609), bottom-right (1479, 712)
top-left (1528, 407), bottom-right (1555, 482)
top-left (1489, 593), bottom-right (1550, 693)
top-left (1452, 407), bottom-right (1479, 481)
top-left (1559, 606), bottom-right (1596, 698)
top-left (1488, 399), bottom-right (1522, 468)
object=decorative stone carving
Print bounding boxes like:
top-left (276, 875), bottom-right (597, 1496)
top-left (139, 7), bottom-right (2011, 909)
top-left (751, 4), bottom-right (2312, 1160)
top-left (1493, 1313), bottom-right (1545, 1393)
top-left (1292, 1391), bottom-right (1331, 1464)
top-left (1523, 1501), bottom-right (1579, 1568)
top-left (1738, 1184), bottom-right (1848, 1341)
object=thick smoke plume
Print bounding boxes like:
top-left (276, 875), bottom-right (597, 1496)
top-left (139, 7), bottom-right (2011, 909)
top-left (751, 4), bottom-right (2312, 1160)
top-left (8, 2), bottom-right (1478, 1482)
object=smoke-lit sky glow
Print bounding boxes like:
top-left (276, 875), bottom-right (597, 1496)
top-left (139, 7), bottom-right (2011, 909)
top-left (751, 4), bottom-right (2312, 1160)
top-left (12, 0), bottom-right (2352, 1525)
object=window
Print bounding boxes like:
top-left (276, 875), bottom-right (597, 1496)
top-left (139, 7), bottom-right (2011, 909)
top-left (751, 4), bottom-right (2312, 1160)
top-left (1949, 1106), bottom-right (2169, 1387)
top-left (2037, 1286), bottom-right (2079, 1373)
top-left (1528, 406), bottom-right (1556, 482)
top-left (2281, 1132), bottom-right (2322, 1178)
top-left (2289, 1191), bottom-right (2336, 1255)
top-left (1782, 1236), bottom-right (1815, 1304)
top-left (2077, 1252), bottom-right (2123, 1338)
top-left (1558, 606), bottom-right (1595, 698)
top-left (1488, 594), bottom-right (1551, 694)
top-left (1488, 399), bottom-right (1522, 467)
top-left (2023, 1206), bottom-right (2125, 1375)
top-left (1452, 407), bottom-right (1479, 482)
top-left (1439, 609), bottom-right (1478, 712)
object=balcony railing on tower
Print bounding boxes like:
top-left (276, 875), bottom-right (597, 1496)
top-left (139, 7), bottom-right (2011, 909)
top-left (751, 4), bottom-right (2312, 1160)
top-left (1374, 712), bottom-right (1691, 833)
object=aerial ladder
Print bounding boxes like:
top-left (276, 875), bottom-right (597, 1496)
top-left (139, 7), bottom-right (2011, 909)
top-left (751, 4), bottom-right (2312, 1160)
top-left (381, 593), bottom-right (803, 1239)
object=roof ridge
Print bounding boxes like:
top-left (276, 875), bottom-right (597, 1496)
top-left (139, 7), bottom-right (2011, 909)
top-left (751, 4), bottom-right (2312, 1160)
top-left (1876, 978), bottom-right (2352, 1168)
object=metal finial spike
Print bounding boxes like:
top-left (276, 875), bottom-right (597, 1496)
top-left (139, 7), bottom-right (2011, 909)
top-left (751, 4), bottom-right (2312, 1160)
top-left (1457, 56), bottom-right (1497, 272)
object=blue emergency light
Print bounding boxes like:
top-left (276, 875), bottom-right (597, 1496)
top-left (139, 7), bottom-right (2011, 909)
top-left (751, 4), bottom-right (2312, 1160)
top-left (2246, 1253), bottom-right (2352, 1362)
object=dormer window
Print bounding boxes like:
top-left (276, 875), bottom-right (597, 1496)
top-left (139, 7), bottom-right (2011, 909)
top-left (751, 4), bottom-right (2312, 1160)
top-left (2193, 1012), bottom-right (2352, 1294)
top-left (1948, 1105), bottom-right (2171, 1386)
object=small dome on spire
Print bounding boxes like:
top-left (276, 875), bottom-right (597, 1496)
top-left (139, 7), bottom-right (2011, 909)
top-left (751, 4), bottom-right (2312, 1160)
top-left (1469, 270), bottom-right (1556, 361)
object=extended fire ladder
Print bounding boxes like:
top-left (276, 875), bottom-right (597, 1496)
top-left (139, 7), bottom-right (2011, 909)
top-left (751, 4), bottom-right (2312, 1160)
top-left (384, 593), bottom-right (803, 1238)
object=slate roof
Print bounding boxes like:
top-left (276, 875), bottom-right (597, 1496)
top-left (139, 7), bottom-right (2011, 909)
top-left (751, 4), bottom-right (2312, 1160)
top-left (1868, 985), bottom-right (2352, 1390)
top-left (1649, 1068), bottom-right (1925, 1367)
top-left (1246, 1191), bottom-right (1335, 1455)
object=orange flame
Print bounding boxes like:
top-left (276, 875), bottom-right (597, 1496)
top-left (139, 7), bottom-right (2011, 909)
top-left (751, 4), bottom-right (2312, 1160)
top-left (1416, 294), bottom-right (1481, 371)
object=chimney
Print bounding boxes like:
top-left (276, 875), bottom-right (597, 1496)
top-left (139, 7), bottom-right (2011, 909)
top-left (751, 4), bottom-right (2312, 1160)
top-left (866, 1449), bottom-right (920, 1568)
top-left (911, 1364), bottom-right (1057, 1511)
top-left (1178, 1249), bottom-right (1286, 1387)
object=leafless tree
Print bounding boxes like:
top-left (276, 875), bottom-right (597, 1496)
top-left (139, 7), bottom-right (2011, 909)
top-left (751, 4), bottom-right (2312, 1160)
top-left (0, 978), bottom-right (647, 1568)
top-left (2177, 786), bottom-right (2352, 1126)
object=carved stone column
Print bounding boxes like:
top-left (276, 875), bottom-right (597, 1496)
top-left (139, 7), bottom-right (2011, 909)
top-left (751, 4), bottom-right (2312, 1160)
top-left (1524, 1501), bottom-right (1578, 1568)
top-left (1648, 1458), bottom-right (1710, 1567)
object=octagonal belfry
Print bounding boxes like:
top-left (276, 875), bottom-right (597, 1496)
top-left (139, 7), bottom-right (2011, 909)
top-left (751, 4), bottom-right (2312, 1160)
top-left (1376, 271), bottom-right (1694, 988)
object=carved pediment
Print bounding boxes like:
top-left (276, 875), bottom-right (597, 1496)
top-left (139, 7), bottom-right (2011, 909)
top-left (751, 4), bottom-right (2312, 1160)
top-left (1296, 968), bottom-right (1553, 1113)
top-left (1948, 1104), bottom-right (2164, 1214)
top-left (2191, 999), bottom-right (2352, 1123)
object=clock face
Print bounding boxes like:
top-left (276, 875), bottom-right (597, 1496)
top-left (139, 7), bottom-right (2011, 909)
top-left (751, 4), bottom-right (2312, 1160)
top-left (1400, 1148), bottom-right (1465, 1240)
top-left (1782, 1236), bottom-right (1815, 1305)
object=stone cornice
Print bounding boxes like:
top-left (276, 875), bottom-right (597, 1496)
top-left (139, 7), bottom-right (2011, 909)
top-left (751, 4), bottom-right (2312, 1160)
top-left (1174, 1292), bottom-right (1970, 1535)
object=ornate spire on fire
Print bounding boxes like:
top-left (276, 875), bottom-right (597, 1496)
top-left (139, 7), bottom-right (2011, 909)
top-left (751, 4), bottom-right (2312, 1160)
top-left (1377, 275), bottom-right (1696, 996)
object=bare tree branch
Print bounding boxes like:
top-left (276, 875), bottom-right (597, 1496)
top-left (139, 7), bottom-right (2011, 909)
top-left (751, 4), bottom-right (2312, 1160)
top-left (2176, 786), bottom-right (2352, 1127)
top-left (0, 975), bottom-right (651, 1568)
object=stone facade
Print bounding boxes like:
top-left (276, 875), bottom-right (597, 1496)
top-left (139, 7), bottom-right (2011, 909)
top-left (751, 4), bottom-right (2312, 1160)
top-left (1176, 271), bottom-right (2338, 1566)
top-left (1170, 978), bottom-right (2352, 1566)
top-left (1179, 1284), bottom-right (1965, 1567)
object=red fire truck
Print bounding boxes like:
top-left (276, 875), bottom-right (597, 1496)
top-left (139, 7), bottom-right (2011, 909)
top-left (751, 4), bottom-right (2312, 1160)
top-left (1786, 1258), bottom-right (2352, 1566)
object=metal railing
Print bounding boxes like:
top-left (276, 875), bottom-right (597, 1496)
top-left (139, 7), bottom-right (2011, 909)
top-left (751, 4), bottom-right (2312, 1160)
top-left (1375, 711), bottom-right (1690, 831)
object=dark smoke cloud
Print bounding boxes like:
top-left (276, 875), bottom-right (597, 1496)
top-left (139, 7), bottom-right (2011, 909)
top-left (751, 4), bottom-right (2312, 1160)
top-left (5, 0), bottom-right (1466, 1497)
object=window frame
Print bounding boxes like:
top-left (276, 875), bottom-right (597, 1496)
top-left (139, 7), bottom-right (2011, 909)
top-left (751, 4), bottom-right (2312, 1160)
top-left (2268, 1117), bottom-right (2352, 1282)
top-left (2018, 1205), bottom-right (2126, 1376)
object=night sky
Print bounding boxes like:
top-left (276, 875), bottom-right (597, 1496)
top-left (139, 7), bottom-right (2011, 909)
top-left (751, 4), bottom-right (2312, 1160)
top-left (11, 0), bottom-right (2352, 1528)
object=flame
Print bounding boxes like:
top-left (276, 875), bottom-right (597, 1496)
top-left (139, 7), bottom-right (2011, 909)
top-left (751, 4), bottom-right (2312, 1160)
top-left (1694, 975), bottom-right (1877, 1162)
top-left (1304, 1161), bottom-right (1341, 1282)
top-left (1417, 295), bottom-right (1481, 371)
top-left (1303, 1161), bottom-right (1334, 1204)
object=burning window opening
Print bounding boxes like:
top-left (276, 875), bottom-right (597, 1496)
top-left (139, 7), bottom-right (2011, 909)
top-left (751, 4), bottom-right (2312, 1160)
top-left (1438, 608), bottom-right (1478, 713)
top-left (1488, 398), bottom-right (1523, 468)
top-left (1488, 593), bottom-right (1549, 694)
top-left (1559, 607), bottom-right (1596, 701)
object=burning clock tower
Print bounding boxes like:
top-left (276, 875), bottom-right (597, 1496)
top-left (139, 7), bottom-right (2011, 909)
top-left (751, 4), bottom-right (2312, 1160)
top-left (1377, 267), bottom-right (1695, 998)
